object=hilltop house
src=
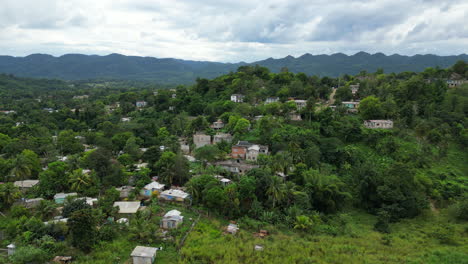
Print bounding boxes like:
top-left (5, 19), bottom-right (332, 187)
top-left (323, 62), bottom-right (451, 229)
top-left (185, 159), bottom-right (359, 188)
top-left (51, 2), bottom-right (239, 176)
top-left (131, 246), bottom-right (157, 264)
top-left (210, 119), bottom-right (224, 130)
top-left (231, 94), bottom-right (245, 103)
top-left (364, 120), bottom-right (394, 129)
top-left (161, 210), bottom-right (184, 229)
top-left (193, 132), bottom-right (211, 148)
top-left (213, 132), bottom-right (233, 144)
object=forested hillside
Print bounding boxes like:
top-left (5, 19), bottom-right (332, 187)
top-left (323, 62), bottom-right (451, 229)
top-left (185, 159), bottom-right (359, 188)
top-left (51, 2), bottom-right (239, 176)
top-left (0, 52), bottom-right (467, 84)
top-left (0, 60), bottom-right (467, 263)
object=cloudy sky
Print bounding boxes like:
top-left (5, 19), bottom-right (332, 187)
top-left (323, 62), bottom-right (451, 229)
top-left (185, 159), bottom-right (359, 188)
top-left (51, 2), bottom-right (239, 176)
top-left (1, 0), bottom-right (467, 62)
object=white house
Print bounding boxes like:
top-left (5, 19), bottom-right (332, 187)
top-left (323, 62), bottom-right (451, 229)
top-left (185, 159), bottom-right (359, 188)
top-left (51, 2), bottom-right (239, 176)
top-left (113, 201), bottom-right (141, 214)
top-left (131, 246), bottom-right (157, 264)
top-left (230, 94), bottom-right (245, 103)
top-left (350, 84), bottom-right (360, 95)
top-left (364, 120), bottom-right (394, 129)
top-left (265, 97), bottom-right (279, 104)
top-left (161, 210), bottom-right (184, 229)
top-left (291, 99), bottom-right (307, 110)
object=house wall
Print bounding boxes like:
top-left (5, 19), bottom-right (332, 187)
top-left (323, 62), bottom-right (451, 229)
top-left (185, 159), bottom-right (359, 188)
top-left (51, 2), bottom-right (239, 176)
top-left (132, 256), bottom-right (154, 264)
top-left (231, 146), bottom-right (247, 159)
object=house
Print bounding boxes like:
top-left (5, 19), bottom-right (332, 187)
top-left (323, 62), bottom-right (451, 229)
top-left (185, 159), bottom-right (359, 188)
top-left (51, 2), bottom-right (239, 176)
top-left (447, 79), bottom-right (467, 88)
top-left (136, 163), bottom-right (148, 171)
top-left (159, 189), bottom-right (190, 202)
top-left (350, 84), bottom-right (360, 95)
top-left (136, 101), bottom-right (147, 108)
top-left (231, 94), bottom-right (245, 103)
top-left (14, 180), bottom-right (39, 189)
top-left (115, 186), bottom-right (135, 199)
top-left (265, 97), bottom-right (279, 104)
top-left (0, 110), bottom-right (16, 114)
top-left (121, 117), bottom-right (131, 122)
top-left (342, 101), bottom-right (360, 113)
top-left (213, 132), bottom-right (233, 144)
top-left (291, 99), bottom-right (307, 110)
top-left (113, 201), bottom-right (141, 214)
top-left (44, 216), bottom-right (68, 225)
top-left (141, 181), bottom-right (165, 197)
top-left (364, 120), bottom-right (394, 129)
top-left (193, 132), bottom-right (211, 148)
top-left (213, 160), bottom-right (260, 174)
top-left (72, 95), bottom-right (89, 100)
top-left (232, 141), bottom-right (268, 160)
top-left (210, 119), bottom-right (224, 130)
top-left (53, 193), bottom-right (78, 204)
top-left (161, 210), bottom-right (184, 229)
top-left (131, 246), bottom-right (158, 264)
top-left (77, 197), bottom-right (98, 206)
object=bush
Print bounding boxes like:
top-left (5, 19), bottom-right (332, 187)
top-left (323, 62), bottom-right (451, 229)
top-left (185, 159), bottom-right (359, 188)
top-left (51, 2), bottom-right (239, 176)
top-left (9, 246), bottom-right (49, 264)
top-left (63, 198), bottom-right (91, 218)
top-left (10, 205), bottom-right (31, 218)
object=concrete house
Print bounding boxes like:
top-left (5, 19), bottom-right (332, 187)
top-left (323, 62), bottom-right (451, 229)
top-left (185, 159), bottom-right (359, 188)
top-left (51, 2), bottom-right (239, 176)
top-left (210, 119), bottom-right (225, 130)
top-left (213, 132), bottom-right (233, 144)
top-left (15, 198), bottom-right (44, 208)
top-left (265, 97), bottom-right (279, 104)
top-left (232, 141), bottom-right (268, 160)
top-left (131, 246), bottom-right (157, 264)
top-left (179, 138), bottom-right (190, 154)
top-left (136, 101), bottom-right (147, 108)
top-left (14, 180), bottom-right (39, 190)
top-left (141, 181), bottom-right (165, 197)
top-left (193, 132), bottom-right (211, 148)
top-left (161, 210), bottom-right (184, 229)
top-left (113, 201), bottom-right (141, 214)
top-left (160, 189), bottom-right (190, 202)
top-left (289, 112), bottom-right (302, 121)
top-left (231, 94), bottom-right (245, 103)
top-left (364, 120), bottom-right (394, 129)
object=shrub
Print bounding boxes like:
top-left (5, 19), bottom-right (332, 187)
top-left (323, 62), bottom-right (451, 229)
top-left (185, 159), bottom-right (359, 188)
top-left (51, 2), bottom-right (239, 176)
top-left (9, 246), bottom-right (49, 264)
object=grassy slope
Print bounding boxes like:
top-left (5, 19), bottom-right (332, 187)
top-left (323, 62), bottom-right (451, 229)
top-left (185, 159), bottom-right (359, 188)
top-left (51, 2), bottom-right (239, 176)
top-left (180, 210), bottom-right (467, 264)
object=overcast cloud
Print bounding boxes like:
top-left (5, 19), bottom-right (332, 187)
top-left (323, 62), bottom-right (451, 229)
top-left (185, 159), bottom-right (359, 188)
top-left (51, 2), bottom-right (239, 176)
top-left (0, 0), bottom-right (467, 62)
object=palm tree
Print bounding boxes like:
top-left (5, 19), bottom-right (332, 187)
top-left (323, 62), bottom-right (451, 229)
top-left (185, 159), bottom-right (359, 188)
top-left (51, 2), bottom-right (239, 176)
top-left (294, 215), bottom-right (312, 230)
top-left (35, 200), bottom-right (57, 220)
top-left (69, 169), bottom-right (92, 193)
top-left (266, 176), bottom-right (286, 208)
top-left (0, 183), bottom-right (21, 208)
top-left (10, 158), bottom-right (32, 182)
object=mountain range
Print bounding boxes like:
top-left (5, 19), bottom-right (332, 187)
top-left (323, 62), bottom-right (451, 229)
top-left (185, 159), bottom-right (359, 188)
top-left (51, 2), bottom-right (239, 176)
top-left (0, 52), bottom-right (466, 84)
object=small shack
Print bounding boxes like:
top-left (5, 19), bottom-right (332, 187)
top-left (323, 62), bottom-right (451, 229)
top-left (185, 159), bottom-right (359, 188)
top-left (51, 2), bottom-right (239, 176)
top-left (226, 223), bottom-right (239, 234)
top-left (131, 246), bottom-right (157, 264)
top-left (115, 186), bottom-right (135, 199)
top-left (161, 210), bottom-right (184, 229)
top-left (141, 181), bottom-right (165, 197)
